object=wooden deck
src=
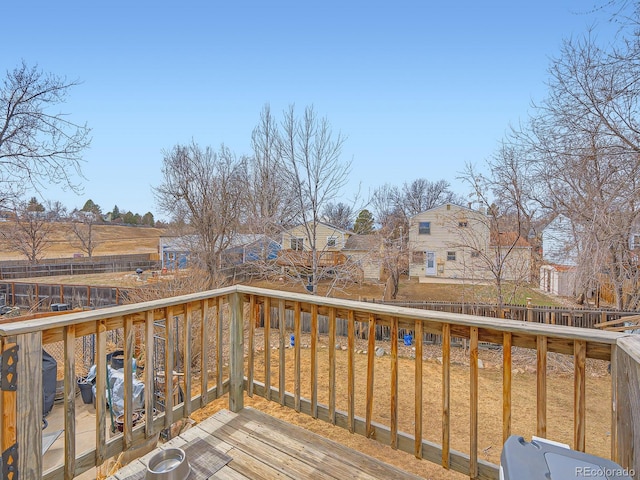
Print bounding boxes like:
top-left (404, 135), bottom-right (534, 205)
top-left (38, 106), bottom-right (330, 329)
top-left (108, 407), bottom-right (424, 480)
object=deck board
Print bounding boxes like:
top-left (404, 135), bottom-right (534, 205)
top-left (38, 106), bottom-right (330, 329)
top-left (108, 407), bottom-right (424, 480)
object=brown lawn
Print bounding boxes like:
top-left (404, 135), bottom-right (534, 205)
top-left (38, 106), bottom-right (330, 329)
top-left (0, 223), bottom-right (163, 261)
top-left (0, 225), bottom-right (613, 479)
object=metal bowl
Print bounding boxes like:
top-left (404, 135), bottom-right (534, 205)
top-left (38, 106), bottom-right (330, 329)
top-left (145, 447), bottom-right (190, 480)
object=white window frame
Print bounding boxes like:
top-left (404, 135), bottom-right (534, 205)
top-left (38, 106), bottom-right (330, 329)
top-left (326, 236), bottom-right (338, 248)
top-left (291, 237), bottom-right (304, 251)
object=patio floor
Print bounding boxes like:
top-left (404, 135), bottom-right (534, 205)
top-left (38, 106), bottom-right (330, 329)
top-left (108, 407), bottom-right (425, 479)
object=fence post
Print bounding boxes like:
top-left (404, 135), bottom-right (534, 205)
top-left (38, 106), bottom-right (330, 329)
top-left (229, 291), bottom-right (244, 413)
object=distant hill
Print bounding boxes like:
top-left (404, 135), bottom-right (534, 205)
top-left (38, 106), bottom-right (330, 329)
top-left (0, 223), bottom-right (165, 261)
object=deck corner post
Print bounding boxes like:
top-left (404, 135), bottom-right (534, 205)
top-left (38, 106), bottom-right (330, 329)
top-left (229, 291), bottom-right (244, 413)
top-left (614, 336), bottom-right (640, 476)
top-left (17, 331), bottom-right (43, 479)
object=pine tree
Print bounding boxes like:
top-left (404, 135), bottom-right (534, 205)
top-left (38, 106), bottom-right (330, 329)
top-left (353, 209), bottom-right (375, 234)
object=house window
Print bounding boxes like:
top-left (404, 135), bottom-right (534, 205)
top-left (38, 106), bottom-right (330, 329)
top-left (447, 251), bottom-right (456, 261)
top-left (290, 238), bottom-right (304, 251)
top-left (412, 251), bottom-right (425, 263)
top-left (327, 236), bottom-right (337, 248)
top-left (418, 222), bottom-right (431, 234)
top-left (458, 221), bottom-right (468, 227)
top-left (471, 251), bottom-right (480, 258)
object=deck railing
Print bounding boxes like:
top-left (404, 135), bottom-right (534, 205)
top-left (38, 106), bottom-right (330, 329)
top-left (0, 285), bottom-right (638, 480)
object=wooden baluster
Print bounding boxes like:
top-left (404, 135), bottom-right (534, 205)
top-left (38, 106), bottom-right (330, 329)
top-left (366, 313), bottom-right (376, 438)
top-left (442, 323), bottom-right (451, 469)
top-left (184, 303), bottom-right (193, 417)
top-left (537, 335), bottom-right (547, 438)
top-left (414, 319), bottom-right (423, 458)
top-left (348, 311), bottom-right (355, 433)
top-left (279, 299), bottom-right (286, 406)
top-left (216, 297), bottom-right (223, 399)
top-left (311, 304), bottom-right (318, 418)
top-left (247, 295), bottom-right (255, 397)
top-left (62, 326), bottom-right (76, 478)
top-left (264, 297), bottom-right (271, 401)
top-left (574, 340), bottom-right (586, 452)
top-left (294, 302), bottom-right (301, 412)
top-left (503, 332), bottom-right (512, 444)
top-left (390, 317), bottom-right (398, 449)
top-left (144, 312), bottom-right (155, 437)
top-left (164, 306), bottom-right (175, 430)
top-left (96, 320), bottom-right (108, 463)
top-left (470, 326), bottom-right (479, 479)
top-left (124, 316), bottom-right (134, 448)
top-left (200, 300), bottom-right (209, 407)
top-left (329, 307), bottom-right (336, 424)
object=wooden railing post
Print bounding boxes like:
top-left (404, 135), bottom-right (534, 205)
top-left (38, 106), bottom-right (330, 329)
top-left (614, 336), bottom-right (640, 477)
top-left (229, 292), bottom-right (244, 413)
top-left (17, 331), bottom-right (43, 479)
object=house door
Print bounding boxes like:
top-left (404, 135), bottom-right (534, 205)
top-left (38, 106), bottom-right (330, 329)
top-left (425, 251), bottom-right (436, 275)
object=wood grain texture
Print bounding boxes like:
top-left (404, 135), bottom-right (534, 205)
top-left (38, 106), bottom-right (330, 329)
top-left (95, 320), bottom-right (108, 464)
top-left (470, 326), bottom-right (478, 479)
top-left (390, 316), bottom-right (399, 449)
top-left (366, 313), bottom-right (376, 439)
top-left (537, 335), bottom-right (547, 438)
top-left (442, 323), bottom-right (451, 469)
top-left (18, 332), bottom-right (43, 479)
top-left (294, 302), bottom-right (301, 413)
top-left (328, 307), bottom-right (336, 425)
top-left (415, 319), bottom-right (423, 459)
top-left (502, 332), bottom-right (512, 445)
top-left (64, 325), bottom-right (77, 477)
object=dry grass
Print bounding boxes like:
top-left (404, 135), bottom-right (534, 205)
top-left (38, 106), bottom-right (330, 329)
top-left (0, 223), bottom-right (163, 261)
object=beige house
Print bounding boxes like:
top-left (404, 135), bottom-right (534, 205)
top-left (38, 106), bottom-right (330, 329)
top-left (408, 204), bottom-right (531, 282)
top-left (342, 234), bottom-right (384, 281)
top-left (281, 221), bottom-right (352, 252)
top-left (278, 222), bottom-right (353, 268)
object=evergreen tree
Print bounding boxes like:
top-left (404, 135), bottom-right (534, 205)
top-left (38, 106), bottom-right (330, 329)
top-left (27, 196), bottom-right (45, 212)
top-left (81, 199), bottom-right (102, 215)
top-left (142, 212), bottom-right (155, 226)
top-left (353, 209), bottom-right (375, 234)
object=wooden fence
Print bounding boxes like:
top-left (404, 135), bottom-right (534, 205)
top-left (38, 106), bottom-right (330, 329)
top-left (368, 299), bottom-right (640, 330)
top-left (0, 254), bottom-right (159, 280)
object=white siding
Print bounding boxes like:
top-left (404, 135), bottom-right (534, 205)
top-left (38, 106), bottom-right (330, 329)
top-left (408, 204), bottom-right (491, 279)
top-left (282, 223), bottom-right (351, 251)
top-left (541, 215), bottom-right (578, 266)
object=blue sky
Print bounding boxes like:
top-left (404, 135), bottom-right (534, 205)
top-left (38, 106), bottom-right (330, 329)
top-left (4, 1), bottom-right (619, 220)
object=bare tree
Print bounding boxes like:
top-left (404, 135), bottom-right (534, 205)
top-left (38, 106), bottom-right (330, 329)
top-left (457, 163), bottom-right (533, 312)
top-left (321, 201), bottom-right (354, 230)
top-left (154, 141), bottom-right (245, 289)
top-left (503, 23), bottom-right (640, 308)
top-left (69, 210), bottom-right (101, 257)
top-left (279, 105), bottom-right (350, 294)
top-left (400, 178), bottom-right (464, 216)
top-left (2, 201), bottom-right (54, 263)
top-left (245, 104), bottom-right (297, 235)
top-left (0, 61), bottom-right (90, 207)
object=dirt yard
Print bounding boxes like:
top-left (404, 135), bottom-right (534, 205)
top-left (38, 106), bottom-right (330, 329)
top-left (1, 225), bottom-right (613, 479)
